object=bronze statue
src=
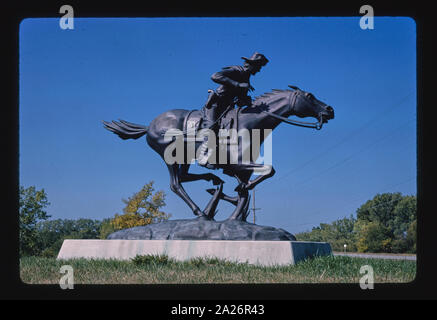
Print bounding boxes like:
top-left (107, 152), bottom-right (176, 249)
top-left (103, 54), bottom-right (334, 222)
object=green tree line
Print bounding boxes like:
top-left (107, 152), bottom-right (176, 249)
top-left (20, 184), bottom-right (416, 257)
top-left (296, 192), bottom-right (417, 253)
top-left (19, 182), bottom-right (171, 257)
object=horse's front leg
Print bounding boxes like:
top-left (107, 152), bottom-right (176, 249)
top-left (235, 165), bottom-right (275, 192)
top-left (227, 188), bottom-right (250, 221)
top-left (204, 182), bottom-right (223, 219)
top-left (206, 188), bottom-right (238, 206)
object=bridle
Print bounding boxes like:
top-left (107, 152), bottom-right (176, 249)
top-left (262, 89), bottom-right (325, 130)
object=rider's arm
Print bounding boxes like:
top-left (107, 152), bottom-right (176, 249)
top-left (211, 66), bottom-right (243, 88)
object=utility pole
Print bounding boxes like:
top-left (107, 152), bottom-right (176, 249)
top-left (251, 187), bottom-right (261, 224)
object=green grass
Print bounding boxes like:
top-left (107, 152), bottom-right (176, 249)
top-left (20, 254), bottom-right (416, 284)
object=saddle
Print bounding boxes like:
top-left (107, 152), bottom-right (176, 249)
top-left (183, 106), bottom-right (240, 144)
top-left (183, 109), bottom-right (203, 137)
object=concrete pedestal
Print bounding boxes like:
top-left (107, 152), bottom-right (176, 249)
top-left (57, 239), bottom-right (332, 266)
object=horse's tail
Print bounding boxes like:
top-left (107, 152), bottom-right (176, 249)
top-left (102, 119), bottom-right (148, 140)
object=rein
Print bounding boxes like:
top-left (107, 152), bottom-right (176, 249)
top-left (262, 91), bottom-right (324, 130)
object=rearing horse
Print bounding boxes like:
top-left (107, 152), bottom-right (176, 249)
top-left (103, 85), bottom-right (334, 221)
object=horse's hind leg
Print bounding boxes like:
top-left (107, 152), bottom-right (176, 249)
top-left (178, 164), bottom-right (224, 186)
top-left (178, 164), bottom-right (223, 219)
top-left (167, 164), bottom-right (205, 217)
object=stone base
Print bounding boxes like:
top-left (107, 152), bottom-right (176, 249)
top-left (57, 240), bottom-right (332, 266)
top-left (106, 218), bottom-right (296, 241)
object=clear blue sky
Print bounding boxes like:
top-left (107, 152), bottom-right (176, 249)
top-left (19, 17), bottom-right (416, 234)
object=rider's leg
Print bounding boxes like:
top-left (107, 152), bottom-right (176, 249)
top-left (197, 105), bottom-right (217, 167)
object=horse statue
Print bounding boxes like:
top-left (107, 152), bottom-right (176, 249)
top-left (103, 85), bottom-right (334, 221)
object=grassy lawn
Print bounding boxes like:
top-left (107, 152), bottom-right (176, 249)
top-left (20, 254), bottom-right (416, 284)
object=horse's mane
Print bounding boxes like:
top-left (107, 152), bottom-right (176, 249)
top-left (252, 89), bottom-right (292, 106)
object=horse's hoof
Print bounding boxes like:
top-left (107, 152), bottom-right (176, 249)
top-left (196, 215), bottom-right (212, 221)
top-left (194, 208), bottom-right (205, 216)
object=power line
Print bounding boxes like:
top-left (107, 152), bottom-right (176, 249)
top-left (256, 121), bottom-right (416, 229)
top-left (259, 90), bottom-right (415, 190)
top-left (280, 139), bottom-right (415, 226)
top-left (255, 121), bottom-right (416, 230)
top-left (284, 116), bottom-right (416, 191)
top-left (253, 91), bottom-right (416, 230)
top-left (292, 176), bottom-right (416, 229)
top-left (294, 194), bottom-right (414, 229)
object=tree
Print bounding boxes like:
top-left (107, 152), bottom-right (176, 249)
top-left (330, 215), bottom-right (358, 251)
top-left (355, 193), bottom-right (416, 253)
top-left (354, 220), bottom-right (393, 252)
top-left (356, 192), bottom-right (403, 227)
top-left (296, 215), bottom-right (357, 251)
top-left (99, 218), bottom-right (116, 240)
top-left (405, 219), bottom-right (417, 253)
top-left (19, 186), bottom-right (51, 256)
top-left (392, 195), bottom-right (417, 238)
top-left (295, 193), bottom-right (416, 253)
top-left (36, 218), bottom-right (102, 257)
top-left (100, 181), bottom-right (171, 238)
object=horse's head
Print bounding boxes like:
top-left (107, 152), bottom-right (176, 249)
top-left (288, 85), bottom-right (334, 126)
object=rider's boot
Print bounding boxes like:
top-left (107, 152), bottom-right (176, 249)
top-left (197, 136), bottom-right (215, 168)
top-left (198, 103), bottom-right (217, 169)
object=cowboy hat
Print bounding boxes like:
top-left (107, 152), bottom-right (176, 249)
top-left (241, 52), bottom-right (269, 66)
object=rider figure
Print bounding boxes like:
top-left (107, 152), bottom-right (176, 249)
top-left (198, 52), bottom-right (269, 167)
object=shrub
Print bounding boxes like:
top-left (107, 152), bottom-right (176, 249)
top-left (101, 182), bottom-right (171, 238)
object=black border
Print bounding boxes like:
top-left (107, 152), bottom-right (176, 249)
top-left (3, 0), bottom-right (433, 303)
